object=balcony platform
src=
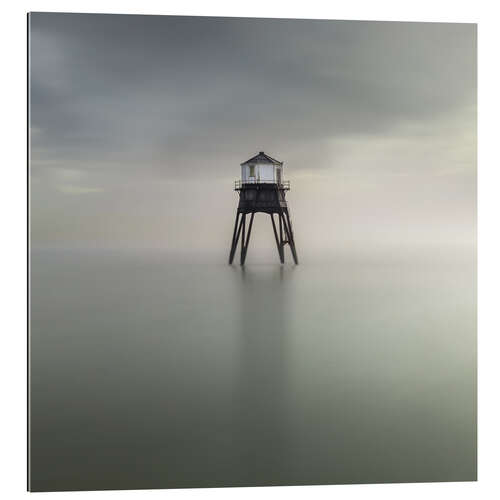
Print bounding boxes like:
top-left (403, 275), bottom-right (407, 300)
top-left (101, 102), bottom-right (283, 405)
top-left (234, 180), bottom-right (290, 191)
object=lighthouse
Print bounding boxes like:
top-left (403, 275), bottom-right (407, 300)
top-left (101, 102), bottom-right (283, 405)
top-left (229, 152), bottom-right (299, 266)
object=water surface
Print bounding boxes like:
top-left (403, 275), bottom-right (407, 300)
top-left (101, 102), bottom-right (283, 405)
top-left (29, 249), bottom-right (476, 491)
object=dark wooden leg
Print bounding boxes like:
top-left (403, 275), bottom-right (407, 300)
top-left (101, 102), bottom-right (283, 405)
top-left (278, 212), bottom-right (288, 259)
top-left (271, 213), bottom-right (284, 263)
top-left (280, 212), bottom-right (292, 263)
top-left (228, 212), bottom-right (241, 264)
top-left (283, 210), bottom-right (298, 265)
top-left (241, 212), bottom-right (254, 265)
top-left (279, 212), bottom-right (284, 250)
top-left (240, 214), bottom-right (246, 266)
top-left (229, 212), bottom-right (244, 265)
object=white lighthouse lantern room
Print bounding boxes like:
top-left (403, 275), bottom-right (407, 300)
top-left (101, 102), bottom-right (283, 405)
top-left (240, 151), bottom-right (284, 184)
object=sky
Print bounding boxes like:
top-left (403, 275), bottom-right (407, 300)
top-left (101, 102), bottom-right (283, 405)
top-left (29, 13), bottom-right (476, 256)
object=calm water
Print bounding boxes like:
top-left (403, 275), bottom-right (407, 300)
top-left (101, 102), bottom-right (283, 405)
top-left (29, 249), bottom-right (476, 491)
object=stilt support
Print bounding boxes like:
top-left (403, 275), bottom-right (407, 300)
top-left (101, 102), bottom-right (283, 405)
top-left (240, 213), bottom-right (254, 266)
top-left (271, 214), bottom-right (284, 263)
top-left (228, 209), bottom-right (298, 265)
top-left (228, 212), bottom-right (243, 264)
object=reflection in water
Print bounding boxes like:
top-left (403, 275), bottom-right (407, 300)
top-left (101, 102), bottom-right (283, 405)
top-left (29, 250), bottom-right (475, 491)
top-left (232, 265), bottom-right (293, 484)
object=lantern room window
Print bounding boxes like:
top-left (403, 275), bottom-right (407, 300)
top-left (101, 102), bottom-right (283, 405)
top-left (249, 165), bottom-right (255, 177)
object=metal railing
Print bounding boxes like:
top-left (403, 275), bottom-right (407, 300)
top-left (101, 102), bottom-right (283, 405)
top-left (234, 179), bottom-right (290, 190)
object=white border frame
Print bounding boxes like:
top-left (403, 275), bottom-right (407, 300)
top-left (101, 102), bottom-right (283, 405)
top-left (2, 1), bottom-right (498, 499)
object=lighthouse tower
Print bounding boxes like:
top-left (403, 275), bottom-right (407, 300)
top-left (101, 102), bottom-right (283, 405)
top-left (229, 152), bottom-right (299, 266)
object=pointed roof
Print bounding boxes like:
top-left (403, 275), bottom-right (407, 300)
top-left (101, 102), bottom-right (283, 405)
top-left (241, 151), bottom-right (283, 166)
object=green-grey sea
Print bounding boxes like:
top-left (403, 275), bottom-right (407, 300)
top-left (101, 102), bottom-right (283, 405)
top-left (29, 248), bottom-right (476, 491)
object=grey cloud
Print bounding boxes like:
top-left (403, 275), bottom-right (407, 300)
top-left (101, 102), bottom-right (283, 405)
top-left (28, 14), bottom-right (476, 251)
top-left (30, 15), bottom-right (475, 176)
